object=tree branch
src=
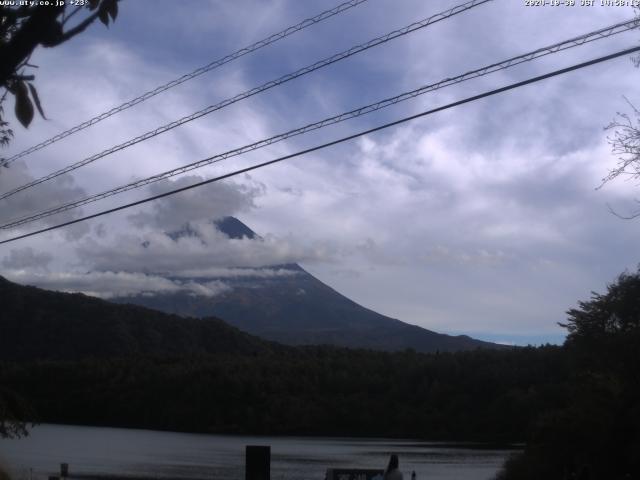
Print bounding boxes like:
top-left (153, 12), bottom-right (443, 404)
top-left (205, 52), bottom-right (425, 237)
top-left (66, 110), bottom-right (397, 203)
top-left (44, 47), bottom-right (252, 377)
top-left (61, 5), bottom-right (83, 26)
top-left (0, 5), bottom-right (63, 86)
top-left (0, 5), bottom-right (39, 21)
top-left (607, 202), bottom-right (640, 220)
top-left (53, 9), bottom-right (102, 45)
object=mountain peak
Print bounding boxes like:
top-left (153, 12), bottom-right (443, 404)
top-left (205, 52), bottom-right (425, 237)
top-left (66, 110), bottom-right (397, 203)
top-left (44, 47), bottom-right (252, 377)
top-left (213, 216), bottom-right (258, 240)
top-left (165, 216), bottom-right (258, 243)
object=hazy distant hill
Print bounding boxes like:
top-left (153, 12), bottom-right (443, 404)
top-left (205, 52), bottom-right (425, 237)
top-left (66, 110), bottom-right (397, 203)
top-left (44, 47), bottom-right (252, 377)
top-left (0, 275), bottom-right (273, 361)
top-left (113, 217), bottom-right (501, 353)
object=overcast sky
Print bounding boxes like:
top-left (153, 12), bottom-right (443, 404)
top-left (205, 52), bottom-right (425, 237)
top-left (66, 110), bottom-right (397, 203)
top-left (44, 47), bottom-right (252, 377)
top-left (1, 0), bottom-right (639, 345)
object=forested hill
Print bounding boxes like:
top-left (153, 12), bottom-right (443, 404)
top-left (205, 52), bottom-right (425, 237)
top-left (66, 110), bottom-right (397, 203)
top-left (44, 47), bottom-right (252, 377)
top-left (0, 275), bottom-right (275, 361)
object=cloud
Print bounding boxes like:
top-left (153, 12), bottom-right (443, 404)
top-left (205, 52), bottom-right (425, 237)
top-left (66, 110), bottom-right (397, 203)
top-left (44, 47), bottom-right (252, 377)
top-left (2, 247), bottom-right (53, 271)
top-left (127, 175), bottom-right (263, 230)
top-left (0, 163), bottom-right (89, 239)
top-left (168, 266), bottom-right (301, 279)
top-left (2, 270), bottom-right (229, 299)
top-left (420, 245), bottom-right (512, 267)
top-left (76, 220), bottom-right (344, 274)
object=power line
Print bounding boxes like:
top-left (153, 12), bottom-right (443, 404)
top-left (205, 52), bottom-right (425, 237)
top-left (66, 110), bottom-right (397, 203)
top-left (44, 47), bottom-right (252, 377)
top-left (0, 0), bottom-right (493, 201)
top-left (0, 0), bottom-right (371, 167)
top-left (2, 17), bottom-right (637, 231)
top-left (2, 44), bottom-right (638, 246)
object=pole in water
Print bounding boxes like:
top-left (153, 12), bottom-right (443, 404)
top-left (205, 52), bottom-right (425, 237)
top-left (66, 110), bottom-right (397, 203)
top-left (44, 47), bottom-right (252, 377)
top-left (245, 445), bottom-right (270, 480)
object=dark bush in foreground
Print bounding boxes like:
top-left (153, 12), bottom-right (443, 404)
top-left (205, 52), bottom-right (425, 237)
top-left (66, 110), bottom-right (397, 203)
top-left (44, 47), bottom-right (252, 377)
top-left (497, 269), bottom-right (640, 480)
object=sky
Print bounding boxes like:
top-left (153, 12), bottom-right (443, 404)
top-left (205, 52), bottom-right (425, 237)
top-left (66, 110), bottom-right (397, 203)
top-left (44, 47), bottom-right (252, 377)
top-left (0, 0), bottom-right (639, 345)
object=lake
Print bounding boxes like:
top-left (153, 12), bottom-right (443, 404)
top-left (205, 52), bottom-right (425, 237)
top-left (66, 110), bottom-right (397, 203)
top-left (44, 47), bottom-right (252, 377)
top-left (0, 424), bottom-right (516, 480)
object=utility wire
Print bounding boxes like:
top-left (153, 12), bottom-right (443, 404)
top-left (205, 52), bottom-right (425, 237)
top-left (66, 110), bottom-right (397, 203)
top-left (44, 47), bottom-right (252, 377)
top-left (2, 17), bottom-right (638, 231)
top-left (2, 44), bottom-right (639, 246)
top-left (0, 0), bottom-right (371, 167)
top-left (0, 0), bottom-right (493, 201)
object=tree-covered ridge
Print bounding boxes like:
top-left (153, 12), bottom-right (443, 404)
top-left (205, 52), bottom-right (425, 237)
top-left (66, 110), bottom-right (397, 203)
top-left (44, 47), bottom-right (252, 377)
top-left (0, 275), bottom-right (276, 361)
top-left (0, 346), bottom-right (564, 442)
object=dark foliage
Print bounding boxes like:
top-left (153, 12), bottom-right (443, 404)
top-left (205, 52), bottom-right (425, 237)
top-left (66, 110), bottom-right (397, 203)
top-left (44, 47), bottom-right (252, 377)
top-left (0, 276), bottom-right (275, 361)
top-left (498, 269), bottom-right (640, 480)
top-left (0, 386), bottom-right (33, 439)
top-left (0, 346), bottom-right (566, 442)
top-left (0, 0), bottom-right (118, 142)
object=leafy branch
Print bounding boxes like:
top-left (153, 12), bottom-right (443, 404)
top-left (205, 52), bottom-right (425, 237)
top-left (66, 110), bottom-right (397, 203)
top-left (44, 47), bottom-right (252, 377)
top-left (0, 0), bottom-right (119, 141)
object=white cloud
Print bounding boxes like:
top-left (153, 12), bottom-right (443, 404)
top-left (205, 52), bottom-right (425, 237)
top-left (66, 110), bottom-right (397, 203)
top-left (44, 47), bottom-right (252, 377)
top-left (169, 266), bottom-right (301, 279)
top-left (76, 220), bottom-right (344, 274)
top-left (2, 270), bottom-right (229, 299)
top-left (2, 247), bottom-right (53, 271)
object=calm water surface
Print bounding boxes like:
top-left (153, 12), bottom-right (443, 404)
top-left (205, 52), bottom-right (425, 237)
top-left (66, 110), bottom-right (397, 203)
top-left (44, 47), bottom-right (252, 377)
top-left (0, 425), bottom-right (516, 480)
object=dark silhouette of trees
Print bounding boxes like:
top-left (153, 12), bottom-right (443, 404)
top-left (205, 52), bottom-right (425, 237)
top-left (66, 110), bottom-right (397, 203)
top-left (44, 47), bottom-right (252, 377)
top-left (498, 268), bottom-right (640, 480)
top-left (0, 0), bottom-right (119, 141)
top-left (0, 347), bottom-right (566, 441)
top-left (0, 388), bottom-right (32, 439)
top-left (563, 269), bottom-right (640, 340)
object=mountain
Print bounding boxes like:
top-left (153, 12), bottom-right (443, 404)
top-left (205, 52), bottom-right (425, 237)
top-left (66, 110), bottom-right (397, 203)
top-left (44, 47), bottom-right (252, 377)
top-left (0, 275), bottom-right (274, 362)
top-left (113, 217), bottom-right (501, 353)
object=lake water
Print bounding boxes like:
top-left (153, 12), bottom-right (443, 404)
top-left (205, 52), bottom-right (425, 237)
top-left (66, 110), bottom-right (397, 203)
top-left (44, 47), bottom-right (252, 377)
top-left (0, 424), bottom-right (516, 480)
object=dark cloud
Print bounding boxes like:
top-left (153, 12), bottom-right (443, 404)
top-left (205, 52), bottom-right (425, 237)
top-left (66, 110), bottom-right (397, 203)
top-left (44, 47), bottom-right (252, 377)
top-left (127, 175), bottom-right (261, 230)
top-left (0, 164), bottom-right (88, 238)
top-left (2, 247), bottom-right (53, 271)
